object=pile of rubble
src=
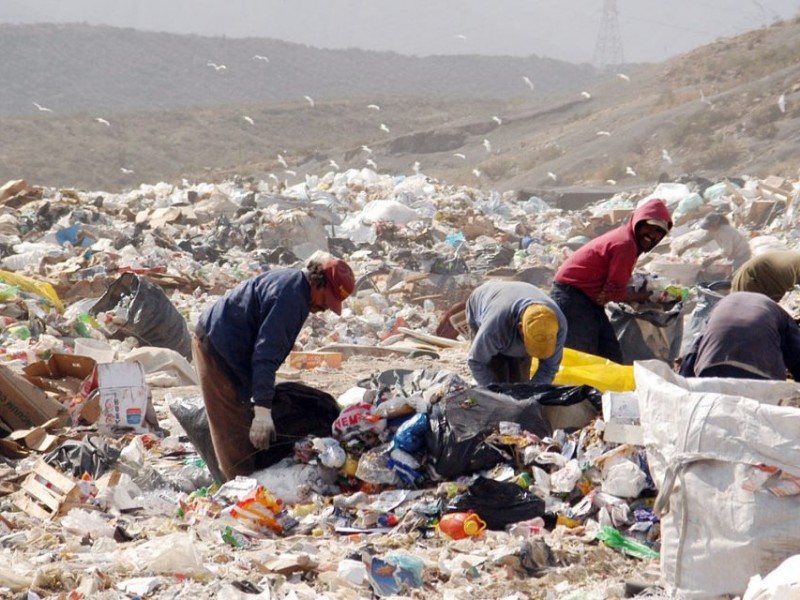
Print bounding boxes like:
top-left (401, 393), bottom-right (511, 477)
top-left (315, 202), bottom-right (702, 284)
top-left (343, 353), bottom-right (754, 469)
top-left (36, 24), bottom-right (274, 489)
top-left (1, 168), bottom-right (799, 599)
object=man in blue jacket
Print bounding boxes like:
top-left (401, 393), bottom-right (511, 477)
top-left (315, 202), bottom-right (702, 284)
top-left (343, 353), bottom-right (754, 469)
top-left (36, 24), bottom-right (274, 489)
top-left (192, 252), bottom-right (355, 481)
top-left (466, 281), bottom-right (568, 386)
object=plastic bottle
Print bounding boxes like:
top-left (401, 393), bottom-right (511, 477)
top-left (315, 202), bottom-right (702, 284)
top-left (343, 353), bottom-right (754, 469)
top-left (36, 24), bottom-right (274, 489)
top-left (438, 512), bottom-right (487, 540)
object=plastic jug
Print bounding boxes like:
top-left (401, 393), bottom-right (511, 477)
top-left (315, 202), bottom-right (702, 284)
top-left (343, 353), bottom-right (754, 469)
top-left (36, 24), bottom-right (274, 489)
top-left (438, 512), bottom-right (487, 540)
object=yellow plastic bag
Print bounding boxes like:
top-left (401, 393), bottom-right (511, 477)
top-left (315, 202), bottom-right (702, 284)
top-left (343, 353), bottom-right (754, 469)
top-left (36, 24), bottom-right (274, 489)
top-left (0, 270), bottom-right (64, 313)
top-left (551, 348), bottom-right (635, 392)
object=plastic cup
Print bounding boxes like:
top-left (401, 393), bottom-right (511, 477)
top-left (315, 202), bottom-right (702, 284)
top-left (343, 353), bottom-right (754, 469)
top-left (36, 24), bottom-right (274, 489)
top-left (74, 338), bottom-right (116, 363)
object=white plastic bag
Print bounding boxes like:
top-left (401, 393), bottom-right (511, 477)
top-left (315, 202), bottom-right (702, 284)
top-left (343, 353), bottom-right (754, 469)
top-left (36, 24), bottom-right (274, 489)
top-left (636, 360), bottom-right (800, 598)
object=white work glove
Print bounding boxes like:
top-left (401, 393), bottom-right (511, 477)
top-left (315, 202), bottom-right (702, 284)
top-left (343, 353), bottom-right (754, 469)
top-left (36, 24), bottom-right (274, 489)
top-left (249, 406), bottom-right (277, 450)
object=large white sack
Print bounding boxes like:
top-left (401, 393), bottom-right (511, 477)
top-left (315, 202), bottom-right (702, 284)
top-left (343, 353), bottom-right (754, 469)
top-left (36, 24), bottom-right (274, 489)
top-left (636, 360), bottom-right (800, 599)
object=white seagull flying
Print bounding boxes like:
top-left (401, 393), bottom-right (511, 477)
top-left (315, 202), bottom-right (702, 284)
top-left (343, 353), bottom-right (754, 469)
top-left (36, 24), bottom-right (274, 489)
top-left (596, 130), bottom-right (611, 136)
top-left (581, 91), bottom-right (592, 99)
top-left (482, 139), bottom-right (492, 153)
top-left (303, 95), bottom-right (315, 107)
top-left (94, 117), bottom-right (111, 126)
top-left (277, 154), bottom-right (288, 168)
top-left (522, 76), bottom-right (535, 91)
top-left (33, 102), bottom-right (53, 113)
top-left (661, 149), bottom-right (673, 164)
top-left (453, 153), bottom-right (466, 160)
top-left (243, 116), bottom-right (255, 125)
top-left (625, 166), bottom-right (637, 177)
top-left (492, 116), bottom-right (502, 125)
top-left (366, 159), bottom-right (378, 169)
top-left (361, 145), bottom-right (373, 154)
top-left (547, 172), bottom-right (558, 182)
top-left (380, 123), bottom-right (390, 133)
top-left (778, 94), bottom-right (786, 113)
top-left (207, 62), bottom-right (227, 71)
top-left (616, 73), bottom-right (630, 82)
top-left (252, 55), bottom-right (269, 62)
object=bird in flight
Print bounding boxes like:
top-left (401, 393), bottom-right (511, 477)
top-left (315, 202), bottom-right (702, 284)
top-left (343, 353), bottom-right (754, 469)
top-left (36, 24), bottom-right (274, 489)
top-left (455, 34), bottom-right (467, 40)
top-left (522, 76), bottom-right (535, 91)
top-left (625, 166), bottom-right (637, 177)
top-left (778, 94), bottom-right (786, 113)
top-left (361, 145), bottom-right (373, 154)
top-left (33, 102), bottom-right (53, 112)
top-left (277, 154), bottom-right (288, 168)
top-left (243, 116), bottom-right (255, 125)
top-left (547, 171), bottom-right (557, 182)
top-left (606, 179), bottom-right (617, 185)
top-left (661, 149), bottom-right (673, 164)
top-left (472, 168), bottom-right (482, 178)
top-left (285, 169), bottom-right (297, 177)
top-left (380, 123), bottom-right (390, 133)
top-left (581, 91), bottom-right (592, 99)
top-left (482, 139), bottom-right (492, 153)
top-left (329, 159), bottom-right (340, 170)
top-left (367, 104), bottom-right (381, 111)
top-left (616, 73), bottom-right (630, 82)
top-left (268, 173), bottom-right (279, 182)
top-left (453, 153), bottom-right (466, 160)
top-left (120, 167), bottom-right (134, 174)
top-left (95, 117), bottom-right (111, 126)
top-left (412, 161), bottom-right (421, 174)
top-left (304, 95), bottom-right (315, 107)
top-left (207, 62), bottom-right (226, 71)
top-left (492, 116), bottom-right (502, 125)
top-left (366, 158), bottom-right (378, 169)
top-left (252, 55), bottom-right (269, 62)
top-left (596, 130), bottom-right (611, 137)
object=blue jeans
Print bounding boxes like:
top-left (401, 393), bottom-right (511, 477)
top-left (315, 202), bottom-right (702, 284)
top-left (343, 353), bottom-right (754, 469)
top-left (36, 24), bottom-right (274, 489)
top-left (550, 282), bottom-right (623, 363)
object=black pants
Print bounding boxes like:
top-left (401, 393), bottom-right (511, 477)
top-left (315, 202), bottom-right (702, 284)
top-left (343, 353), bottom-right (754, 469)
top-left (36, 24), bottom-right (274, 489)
top-left (550, 282), bottom-right (623, 363)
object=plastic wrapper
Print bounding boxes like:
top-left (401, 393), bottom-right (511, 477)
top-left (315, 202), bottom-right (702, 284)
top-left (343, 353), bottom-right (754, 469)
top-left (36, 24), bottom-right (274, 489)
top-left (552, 348), bottom-right (635, 392)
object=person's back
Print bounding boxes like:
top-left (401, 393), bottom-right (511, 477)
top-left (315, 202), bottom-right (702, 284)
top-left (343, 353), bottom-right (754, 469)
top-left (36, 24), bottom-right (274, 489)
top-left (682, 291), bottom-right (800, 380)
top-left (731, 250), bottom-right (800, 301)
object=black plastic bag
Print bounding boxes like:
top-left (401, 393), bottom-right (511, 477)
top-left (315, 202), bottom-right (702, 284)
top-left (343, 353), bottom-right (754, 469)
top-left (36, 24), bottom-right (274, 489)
top-left (608, 301), bottom-right (685, 364)
top-left (255, 382), bottom-right (341, 469)
top-left (169, 393), bottom-right (225, 484)
top-left (169, 382), bottom-right (340, 483)
top-left (44, 435), bottom-right (121, 479)
top-left (490, 383), bottom-right (602, 431)
top-left (426, 387), bottom-right (551, 480)
top-left (90, 272), bottom-right (192, 360)
top-left (450, 477), bottom-right (547, 530)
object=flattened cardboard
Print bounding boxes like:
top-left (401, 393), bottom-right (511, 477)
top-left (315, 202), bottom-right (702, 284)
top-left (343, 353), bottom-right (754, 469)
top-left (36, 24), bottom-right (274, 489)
top-left (0, 364), bottom-right (66, 431)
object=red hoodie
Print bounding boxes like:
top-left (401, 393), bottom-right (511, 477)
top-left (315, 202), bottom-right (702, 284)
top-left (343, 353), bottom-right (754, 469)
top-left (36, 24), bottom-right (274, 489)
top-left (553, 198), bottom-right (673, 303)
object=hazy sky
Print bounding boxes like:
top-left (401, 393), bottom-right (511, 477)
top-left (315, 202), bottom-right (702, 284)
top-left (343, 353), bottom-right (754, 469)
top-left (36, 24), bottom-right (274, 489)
top-left (2, 0), bottom-right (797, 64)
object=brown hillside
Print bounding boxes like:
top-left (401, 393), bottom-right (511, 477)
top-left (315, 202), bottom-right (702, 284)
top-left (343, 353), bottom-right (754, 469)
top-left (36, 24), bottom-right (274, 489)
top-left (2, 19), bottom-right (800, 196)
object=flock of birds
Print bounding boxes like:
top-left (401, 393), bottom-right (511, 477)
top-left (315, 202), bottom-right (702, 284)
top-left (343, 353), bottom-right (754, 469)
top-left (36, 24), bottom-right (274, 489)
top-left (28, 48), bottom-right (793, 187)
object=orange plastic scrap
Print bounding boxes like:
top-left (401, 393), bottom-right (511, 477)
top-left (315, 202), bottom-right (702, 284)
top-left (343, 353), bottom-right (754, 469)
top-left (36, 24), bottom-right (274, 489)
top-left (228, 485), bottom-right (286, 534)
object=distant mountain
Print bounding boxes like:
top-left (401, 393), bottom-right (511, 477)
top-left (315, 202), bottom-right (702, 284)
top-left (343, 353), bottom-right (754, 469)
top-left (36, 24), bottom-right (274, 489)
top-left (0, 23), bottom-right (599, 116)
top-left (2, 20), bottom-right (799, 196)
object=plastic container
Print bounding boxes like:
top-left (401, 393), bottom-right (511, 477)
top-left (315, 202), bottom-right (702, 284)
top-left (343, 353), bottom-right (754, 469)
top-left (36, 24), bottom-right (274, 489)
top-left (438, 512), bottom-right (487, 540)
top-left (74, 338), bottom-right (115, 363)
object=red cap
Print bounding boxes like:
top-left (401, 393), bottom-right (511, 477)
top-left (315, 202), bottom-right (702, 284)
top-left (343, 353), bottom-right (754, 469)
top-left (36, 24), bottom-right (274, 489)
top-left (322, 258), bottom-right (355, 315)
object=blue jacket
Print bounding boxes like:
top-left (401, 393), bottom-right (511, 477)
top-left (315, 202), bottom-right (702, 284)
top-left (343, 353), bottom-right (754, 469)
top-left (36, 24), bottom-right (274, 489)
top-left (466, 281), bottom-right (568, 386)
top-left (198, 269), bottom-right (310, 407)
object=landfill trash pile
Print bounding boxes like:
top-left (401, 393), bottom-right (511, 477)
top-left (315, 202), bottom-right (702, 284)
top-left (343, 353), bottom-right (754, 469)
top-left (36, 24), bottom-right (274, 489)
top-left (1, 169), bottom-right (800, 599)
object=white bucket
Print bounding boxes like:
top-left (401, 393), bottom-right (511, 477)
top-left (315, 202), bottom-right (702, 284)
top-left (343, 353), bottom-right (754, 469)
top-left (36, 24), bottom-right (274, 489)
top-left (74, 338), bottom-right (116, 363)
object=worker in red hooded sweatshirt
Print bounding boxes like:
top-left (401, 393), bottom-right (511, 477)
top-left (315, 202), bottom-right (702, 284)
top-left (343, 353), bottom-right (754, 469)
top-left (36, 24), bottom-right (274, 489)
top-left (549, 198), bottom-right (673, 363)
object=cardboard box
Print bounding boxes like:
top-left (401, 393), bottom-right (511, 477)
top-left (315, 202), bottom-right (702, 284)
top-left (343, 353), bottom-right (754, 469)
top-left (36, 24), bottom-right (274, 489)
top-left (95, 362), bottom-right (150, 435)
top-left (0, 363), bottom-right (66, 432)
top-left (23, 353), bottom-right (96, 397)
top-left (288, 351), bottom-right (343, 370)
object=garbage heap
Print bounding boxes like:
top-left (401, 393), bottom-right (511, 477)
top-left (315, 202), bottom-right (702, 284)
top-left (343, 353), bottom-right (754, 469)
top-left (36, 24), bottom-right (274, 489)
top-left (1, 169), bottom-right (800, 599)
